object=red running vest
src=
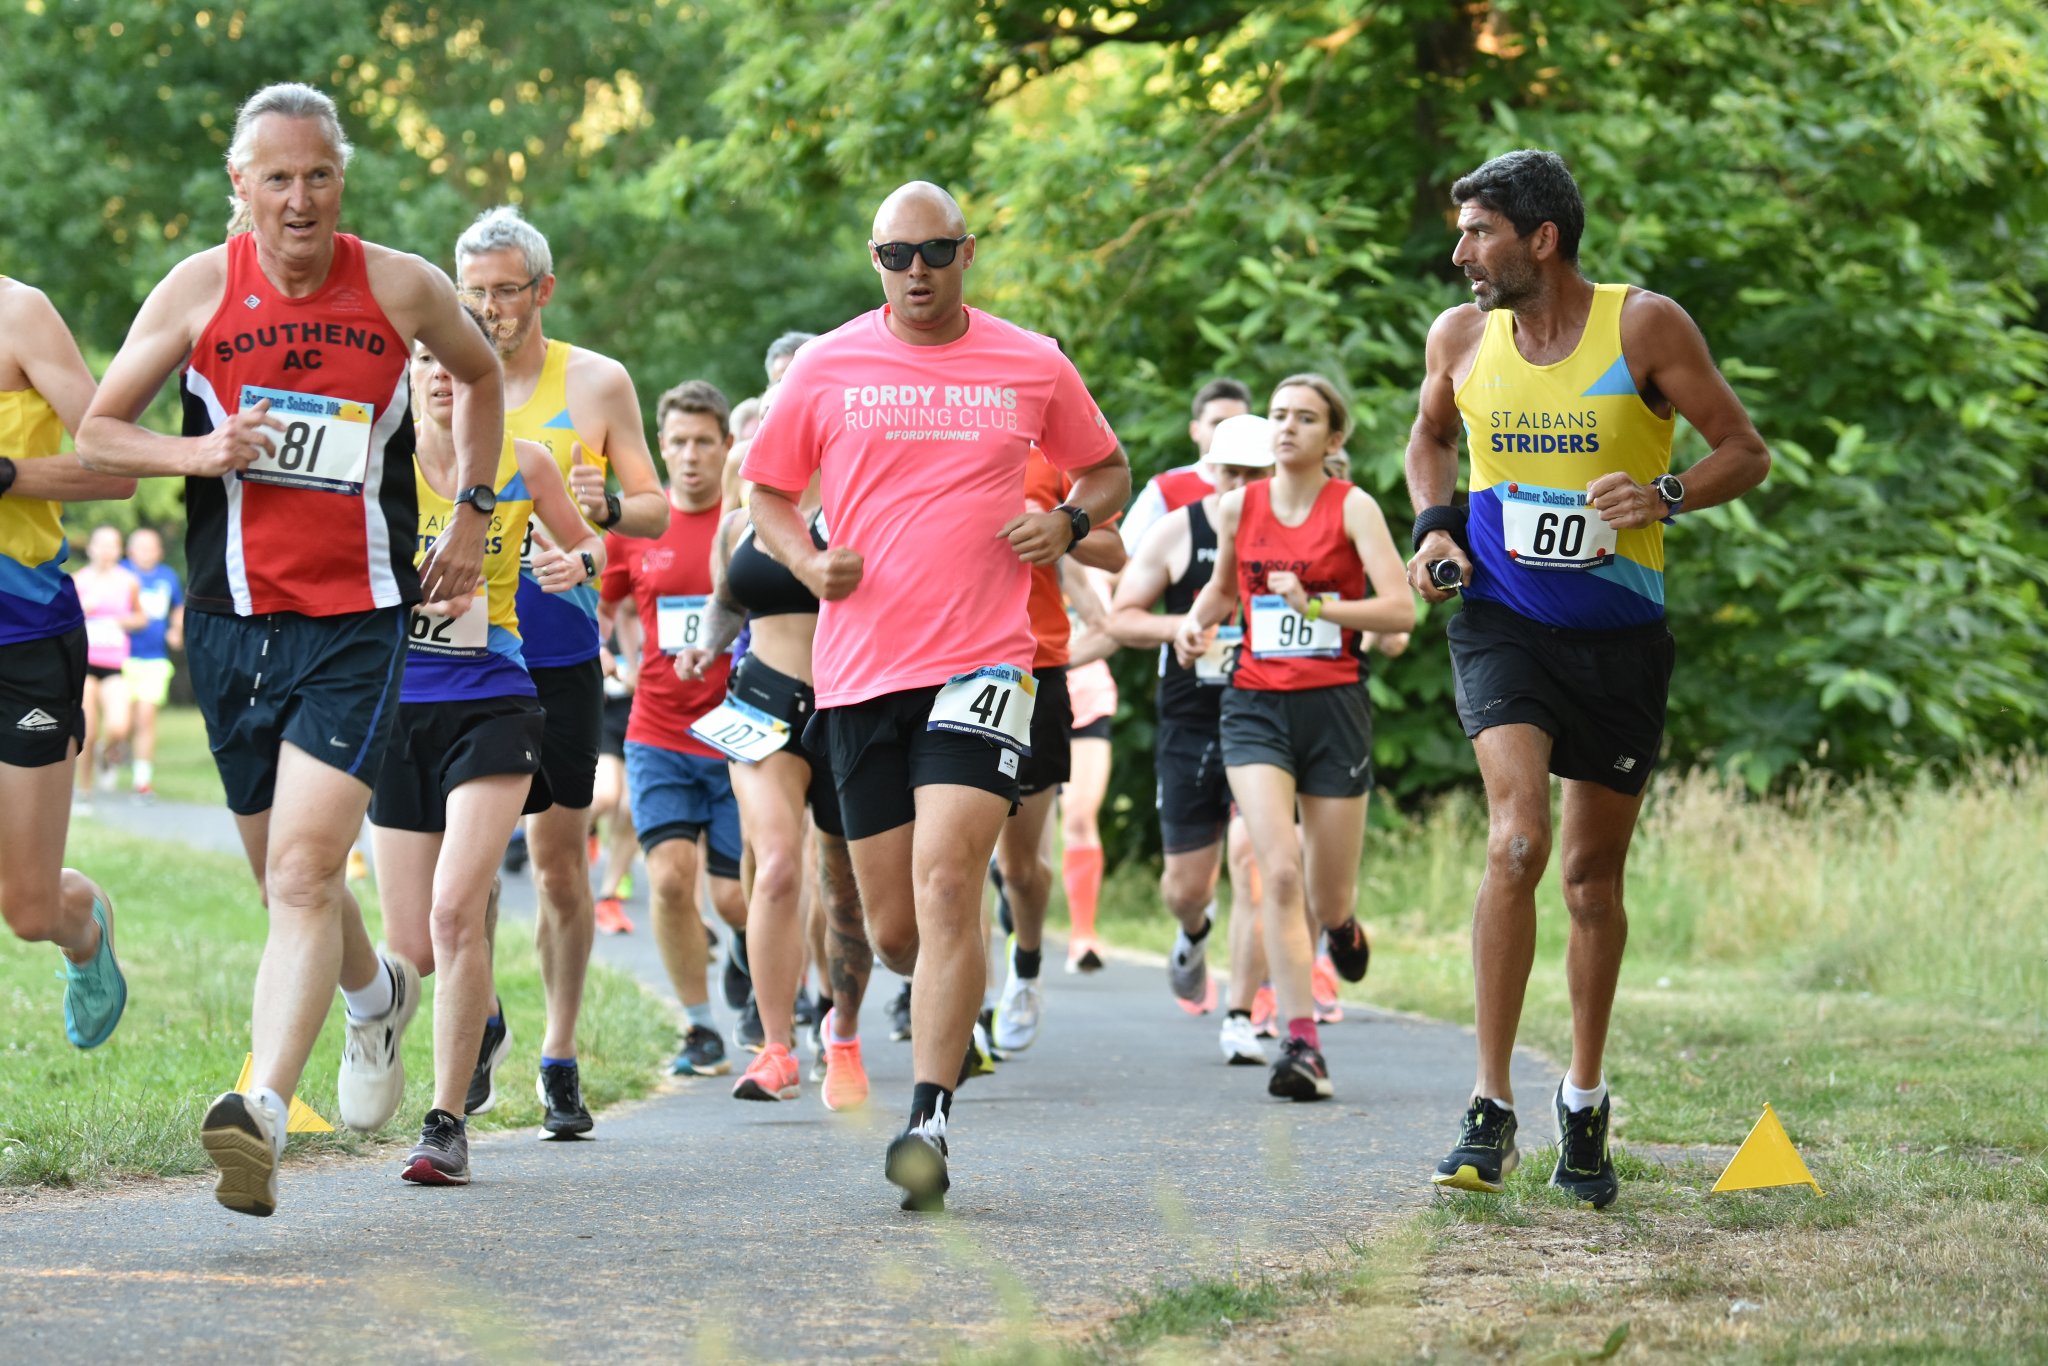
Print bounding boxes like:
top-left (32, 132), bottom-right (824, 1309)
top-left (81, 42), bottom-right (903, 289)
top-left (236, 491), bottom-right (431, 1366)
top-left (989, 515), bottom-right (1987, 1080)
top-left (181, 233), bottom-right (418, 618)
top-left (1230, 477), bottom-right (1366, 691)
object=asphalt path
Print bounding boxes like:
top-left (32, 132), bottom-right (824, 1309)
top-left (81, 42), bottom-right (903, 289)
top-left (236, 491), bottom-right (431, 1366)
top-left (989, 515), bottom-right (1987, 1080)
top-left (3, 796), bottom-right (1560, 1362)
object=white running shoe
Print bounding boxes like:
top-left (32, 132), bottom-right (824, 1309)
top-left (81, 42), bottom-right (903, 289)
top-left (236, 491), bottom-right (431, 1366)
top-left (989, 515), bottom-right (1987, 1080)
top-left (338, 951), bottom-right (421, 1132)
top-left (1170, 922), bottom-right (1212, 1010)
top-left (1219, 1013), bottom-right (1268, 1067)
top-left (992, 970), bottom-right (1043, 1053)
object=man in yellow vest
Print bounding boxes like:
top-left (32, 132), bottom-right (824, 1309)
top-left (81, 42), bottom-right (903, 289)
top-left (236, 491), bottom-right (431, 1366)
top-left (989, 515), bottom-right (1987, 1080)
top-left (453, 207), bottom-right (668, 1137)
top-left (1405, 149), bottom-right (1771, 1208)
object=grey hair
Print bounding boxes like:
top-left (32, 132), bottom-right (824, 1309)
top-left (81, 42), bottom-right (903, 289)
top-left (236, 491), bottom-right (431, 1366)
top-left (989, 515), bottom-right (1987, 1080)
top-left (763, 331), bottom-right (816, 376)
top-left (454, 205), bottom-right (554, 281)
top-left (224, 83), bottom-right (353, 234)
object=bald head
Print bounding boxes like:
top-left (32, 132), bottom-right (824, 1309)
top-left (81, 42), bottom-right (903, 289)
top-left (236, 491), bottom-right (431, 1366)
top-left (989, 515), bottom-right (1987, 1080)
top-left (873, 181), bottom-right (967, 241)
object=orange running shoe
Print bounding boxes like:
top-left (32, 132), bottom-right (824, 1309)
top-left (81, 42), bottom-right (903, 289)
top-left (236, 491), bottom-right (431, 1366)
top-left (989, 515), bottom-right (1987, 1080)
top-left (1250, 983), bottom-right (1278, 1038)
top-left (732, 1042), bottom-right (799, 1101)
top-left (586, 832), bottom-right (601, 865)
top-left (819, 1009), bottom-right (869, 1111)
top-left (1312, 955), bottom-right (1345, 1024)
top-left (594, 896), bottom-right (634, 935)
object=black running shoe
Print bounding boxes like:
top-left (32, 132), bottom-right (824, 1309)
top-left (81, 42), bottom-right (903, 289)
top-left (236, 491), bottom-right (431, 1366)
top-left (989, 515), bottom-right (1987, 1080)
top-left (958, 1016), bottom-right (999, 1086)
top-left (1323, 917), bottom-right (1372, 983)
top-left (671, 1024), bottom-right (731, 1076)
top-left (536, 1062), bottom-right (594, 1139)
top-left (888, 981), bottom-right (913, 1042)
top-left (885, 1117), bottom-right (950, 1212)
top-left (1432, 1096), bottom-right (1521, 1193)
top-left (401, 1108), bottom-right (470, 1185)
top-left (501, 834), bottom-right (528, 875)
top-left (988, 858), bottom-right (1013, 936)
top-left (1267, 1036), bottom-right (1333, 1101)
top-left (1550, 1084), bottom-right (1620, 1209)
top-left (722, 930), bottom-right (752, 1009)
top-left (736, 994), bottom-right (765, 1052)
top-left (793, 986), bottom-right (822, 1030)
top-left (464, 1001), bottom-right (511, 1116)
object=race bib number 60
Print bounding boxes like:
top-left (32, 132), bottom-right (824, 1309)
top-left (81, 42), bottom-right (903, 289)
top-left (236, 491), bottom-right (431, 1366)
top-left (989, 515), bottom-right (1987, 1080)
top-left (1499, 483), bottom-right (1618, 571)
top-left (657, 596), bottom-right (710, 655)
top-left (928, 665), bottom-right (1036, 753)
top-left (236, 386), bottom-right (372, 495)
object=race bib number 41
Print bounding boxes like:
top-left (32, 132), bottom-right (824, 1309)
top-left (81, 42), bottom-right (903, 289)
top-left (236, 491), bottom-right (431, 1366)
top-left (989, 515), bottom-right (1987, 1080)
top-left (689, 695), bottom-right (792, 764)
top-left (1249, 595), bottom-right (1341, 659)
top-left (928, 665), bottom-right (1036, 753)
top-left (657, 596), bottom-right (709, 655)
top-left (236, 386), bottom-right (372, 495)
top-left (1499, 483), bottom-right (1618, 570)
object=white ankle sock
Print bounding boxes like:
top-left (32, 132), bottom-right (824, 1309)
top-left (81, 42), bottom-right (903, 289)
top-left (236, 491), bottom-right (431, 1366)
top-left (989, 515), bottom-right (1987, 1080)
top-left (1485, 1096), bottom-right (1514, 1112)
top-left (249, 1087), bottom-right (289, 1159)
top-left (1561, 1076), bottom-right (1607, 1112)
top-left (342, 957), bottom-right (395, 1020)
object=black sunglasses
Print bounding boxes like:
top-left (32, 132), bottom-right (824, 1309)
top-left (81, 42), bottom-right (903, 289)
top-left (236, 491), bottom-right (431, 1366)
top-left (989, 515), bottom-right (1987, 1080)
top-left (869, 235), bottom-right (970, 271)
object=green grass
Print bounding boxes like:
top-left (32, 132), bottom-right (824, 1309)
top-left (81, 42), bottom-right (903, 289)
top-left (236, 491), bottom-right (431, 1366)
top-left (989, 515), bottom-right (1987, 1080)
top-left (133, 705), bottom-right (225, 807)
top-left (0, 822), bottom-right (674, 1187)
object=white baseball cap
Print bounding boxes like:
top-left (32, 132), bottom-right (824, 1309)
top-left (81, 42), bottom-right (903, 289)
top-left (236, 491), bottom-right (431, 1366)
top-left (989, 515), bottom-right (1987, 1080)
top-left (1207, 413), bottom-right (1275, 469)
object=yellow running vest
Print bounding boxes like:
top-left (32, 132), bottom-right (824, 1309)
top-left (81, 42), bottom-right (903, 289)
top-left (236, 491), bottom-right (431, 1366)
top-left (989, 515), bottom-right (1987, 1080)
top-left (506, 338), bottom-right (606, 664)
top-left (1454, 282), bottom-right (1675, 630)
top-left (0, 340), bottom-right (81, 642)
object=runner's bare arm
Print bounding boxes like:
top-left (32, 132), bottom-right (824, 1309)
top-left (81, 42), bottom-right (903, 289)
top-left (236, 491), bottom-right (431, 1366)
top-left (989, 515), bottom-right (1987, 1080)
top-left (0, 284), bottom-right (134, 501)
top-left (1068, 526), bottom-right (1127, 574)
top-left (1404, 305), bottom-right (1482, 600)
top-left (77, 251), bottom-right (284, 480)
top-left (1106, 510), bottom-right (1186, 648)
top-left (520, 438), bottom-right (605, 592)
top-left (1003, 448), bottom-right (1132, 564)
top-left (751, 483), bottom-right (861, 601)
top-left (1173, 490), bottom-right (1242, 664)
top-left (569, 352), bottom-right (668, 538)
top-left (673, 511), bottom-right (748, 680)
top-left (1307, 488), bottom-right (1417, 637)
top-left (1588, 291), bottom-right (1771, 529)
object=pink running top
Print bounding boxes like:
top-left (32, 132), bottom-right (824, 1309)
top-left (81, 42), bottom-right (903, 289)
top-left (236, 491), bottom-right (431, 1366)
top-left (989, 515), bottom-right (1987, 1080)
top-left (76, 564), bottom-right (141, 670)
top-left (741, 307), bottom-right (1119, 708)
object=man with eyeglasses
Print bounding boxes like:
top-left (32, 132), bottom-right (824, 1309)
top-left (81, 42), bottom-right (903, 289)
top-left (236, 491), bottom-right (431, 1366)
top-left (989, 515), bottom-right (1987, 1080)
top-left (742, 181), bottom-right (1130, 1212)
top-left (452, 206), bottom-right (667, 1138)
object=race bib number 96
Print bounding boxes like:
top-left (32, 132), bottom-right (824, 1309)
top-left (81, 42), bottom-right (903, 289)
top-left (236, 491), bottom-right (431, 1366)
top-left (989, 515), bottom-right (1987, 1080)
top-left (657, 596), bottom-right (710, 655)
top-left (1499, 483), bottom-right (1618, 571)
top-left (928, 665), bottom-right (1036, 753)
top-left (236, 386), bottom-right (372, 495)
top-left (1249, 595), bottom-right (1341, 659)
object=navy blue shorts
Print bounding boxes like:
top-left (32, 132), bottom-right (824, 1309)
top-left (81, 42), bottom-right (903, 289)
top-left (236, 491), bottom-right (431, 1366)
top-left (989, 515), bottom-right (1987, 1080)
top-left (186, 607), bottom-right (407, 816)
top-left (624, 740), bottom-right (742, 879)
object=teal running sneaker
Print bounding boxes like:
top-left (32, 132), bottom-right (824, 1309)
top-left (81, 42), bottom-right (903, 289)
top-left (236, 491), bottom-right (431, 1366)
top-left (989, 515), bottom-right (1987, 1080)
top-left (64, 894), bottom-right (127, 1049)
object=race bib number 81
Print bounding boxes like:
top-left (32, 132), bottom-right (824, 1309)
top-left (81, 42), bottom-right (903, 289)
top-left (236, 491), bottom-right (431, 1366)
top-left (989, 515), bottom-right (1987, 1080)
top-left (928, 665), bottom-right (1036, 753)
top-left (1249, 595), bottom-right (1341, 659)
top-left (657, 596), bottom-right (709, 655)
top-left (1499, 483), bottom-right (1618, 571)
top-left (236, 386), bottom-right (372, 495)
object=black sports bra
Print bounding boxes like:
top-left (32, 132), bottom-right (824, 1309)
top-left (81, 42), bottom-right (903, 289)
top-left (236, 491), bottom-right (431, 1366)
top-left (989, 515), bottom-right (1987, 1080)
top-left (726, 511), bottom-right (827, 619)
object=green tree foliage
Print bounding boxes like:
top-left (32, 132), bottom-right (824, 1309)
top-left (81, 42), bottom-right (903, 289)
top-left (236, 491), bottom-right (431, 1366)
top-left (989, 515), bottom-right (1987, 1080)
top-left (687, 0), bottom-right (2048, 851)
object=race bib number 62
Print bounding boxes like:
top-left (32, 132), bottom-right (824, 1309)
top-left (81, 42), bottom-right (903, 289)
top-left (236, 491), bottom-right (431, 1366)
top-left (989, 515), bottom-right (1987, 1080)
top-left (236, 386), bottom-right (372, 495)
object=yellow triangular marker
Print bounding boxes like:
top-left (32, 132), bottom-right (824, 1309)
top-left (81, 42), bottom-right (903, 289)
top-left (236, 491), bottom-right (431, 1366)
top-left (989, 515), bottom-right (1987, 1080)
top-left (1712, 1103), bottom-right (1821, 1195)
top-left (232, 1053), bottom-right (336, 1134)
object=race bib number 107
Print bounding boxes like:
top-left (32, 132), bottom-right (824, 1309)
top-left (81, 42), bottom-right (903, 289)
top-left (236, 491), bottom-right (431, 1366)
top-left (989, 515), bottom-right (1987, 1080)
top-left (236, 386), bottom-right (372, 495)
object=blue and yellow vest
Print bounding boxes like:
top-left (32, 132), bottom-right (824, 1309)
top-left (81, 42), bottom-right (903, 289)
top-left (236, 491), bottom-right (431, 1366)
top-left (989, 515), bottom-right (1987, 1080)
top-left (507, 339), bottom-right (605, 668)
top-left (0, 365), bottom-right (83, 646)
top-left (405, 437), bottom-right (536, 701)
top-left (1455, 283), bottom-right (1675, 630)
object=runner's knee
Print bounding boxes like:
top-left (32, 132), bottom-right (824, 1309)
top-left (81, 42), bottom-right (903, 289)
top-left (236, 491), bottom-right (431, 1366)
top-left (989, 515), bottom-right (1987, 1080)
top-left (1559, 860), bottom-right (1624, 924)
top-left (1486, 824), bottom-right (1551, 889)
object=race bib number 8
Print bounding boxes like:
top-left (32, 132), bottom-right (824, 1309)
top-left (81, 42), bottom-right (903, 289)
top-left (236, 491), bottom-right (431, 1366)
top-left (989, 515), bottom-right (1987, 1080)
top-left (408, 587), bottom-right (489, 657)
top-left (928, 665), bottom-right (1036, 753)
top-left (1195, 625), bottom-right (1244, 685)
top-left (1249, 595), bottom-right (1341, 659)
top-left (689, 695), bottom-right (792, 765)
top-left (1499, 483), bottom-right (1618, 571)
top-left (657, 596), bottom-right (709, 655)
top-left (236, 386), bottom-right (372, 495)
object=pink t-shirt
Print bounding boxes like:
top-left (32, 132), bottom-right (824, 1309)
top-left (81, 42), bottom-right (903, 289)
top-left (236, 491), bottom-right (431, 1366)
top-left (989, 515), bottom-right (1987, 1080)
top-left (742, 307), bottom-right (1119, 708)
top-left (76, 565), bottom-right (141, 670)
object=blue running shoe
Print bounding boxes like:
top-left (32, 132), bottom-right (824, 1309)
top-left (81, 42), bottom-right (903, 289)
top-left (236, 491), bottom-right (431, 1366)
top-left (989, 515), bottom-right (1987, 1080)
top-left (64, 894), bottom-right (127, 1049)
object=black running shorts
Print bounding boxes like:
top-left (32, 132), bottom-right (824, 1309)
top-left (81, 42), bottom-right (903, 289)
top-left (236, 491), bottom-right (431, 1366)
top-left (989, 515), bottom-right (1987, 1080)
top-left (0, 625), bottom-right (86, 769)
top-left (1218, 683), bottom-right (1373, 799)
top-left (531, 656), bottom-right (604, 811)
top-left (727, 653), bottom-right (842, 838)
top-left (599, 690), bottom-right (631, 760)
top-left (1447, 598), bottom-right (1674, 796)
top-left (1014, 665), bottom-right (1071, 798)
top-left (369, 694), bottom-right (552, 833)
top-left (1155, 717), bottom-right (1231, 854)
top-left (811, 684), bottom-right (1022, 842)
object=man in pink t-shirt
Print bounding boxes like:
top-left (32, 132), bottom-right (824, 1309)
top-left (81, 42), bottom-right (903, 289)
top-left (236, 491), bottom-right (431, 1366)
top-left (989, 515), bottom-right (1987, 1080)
top-left (742, 181), bottom-right (1129, 1213)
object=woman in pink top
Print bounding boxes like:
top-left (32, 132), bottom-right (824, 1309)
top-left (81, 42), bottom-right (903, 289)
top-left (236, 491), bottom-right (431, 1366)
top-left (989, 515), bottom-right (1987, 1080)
top-left (73, 525), bottom-right (144, 797)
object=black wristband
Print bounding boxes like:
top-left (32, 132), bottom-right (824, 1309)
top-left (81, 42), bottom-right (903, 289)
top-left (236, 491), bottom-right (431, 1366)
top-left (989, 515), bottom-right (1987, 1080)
top-left (1411, 504), bottom-right (1467, 553)
top-left (600, 491), bottom-right (622, 527)
top-left (0, 457), bottom-right (15, 499)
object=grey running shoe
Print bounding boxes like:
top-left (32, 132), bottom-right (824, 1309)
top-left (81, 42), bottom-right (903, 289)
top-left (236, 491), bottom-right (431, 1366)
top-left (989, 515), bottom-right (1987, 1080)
top-left (401, 1108), bottom-right (470, 1185)
top-left (672, 1024), bottom-right (730, 1076)
top-left (464, 1000), bottom-right (511, 1116)
top-left (736, 994), bottom-right (765, 1053)
top-left (201, 1091), bottom-right (279, 1218)
top-left (1169, 922), bottom-right (1211, 1010)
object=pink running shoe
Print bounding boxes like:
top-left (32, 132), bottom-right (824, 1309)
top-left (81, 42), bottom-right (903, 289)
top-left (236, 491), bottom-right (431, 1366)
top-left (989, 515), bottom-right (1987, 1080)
top-left (732, 1042), bottom-right (799, 1101)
